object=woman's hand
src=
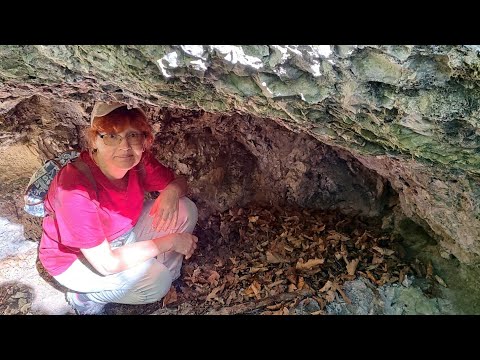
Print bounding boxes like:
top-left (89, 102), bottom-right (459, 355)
top-left (171, 233), bottom-right (198, 259)
top-left (153, 233), bottom-right (198, 260)
top-left (149, 189), bottom-right (180, 232)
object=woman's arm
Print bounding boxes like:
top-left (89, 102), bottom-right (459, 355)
top-left (81, 232), bottom-right (198, 276)
top-left (140, 153), bottom-right (190, 232)
top-left (149, 175), bottom-right (189, 232)
top-left (162, 175), bottom-right (188, 197)
top-left (81, 236), bottom-right (172, 276)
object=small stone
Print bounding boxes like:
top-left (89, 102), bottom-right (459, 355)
top-left (402, 275), bottom-right (413, 288)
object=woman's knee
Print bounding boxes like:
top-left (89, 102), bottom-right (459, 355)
top-left (142, 263), bottom-right (173, 303)
top-left (177, 197), bottom-right (198, 230)
top-left (142, 199), bottom-right (155, 214)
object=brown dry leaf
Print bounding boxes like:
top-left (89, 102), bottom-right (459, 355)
top-left (373, 246), bottom-right (395, 256)
top-left (371, 254), bottom-right (384, 265)
top-left (162, 286), bottom-right (178, 307)
top-left (206, 284), bottom-right (225, 302)
top-left (325, 290), bottom-right (336, 302)
top-left (286, 273), bottom-right (298, 284)
top-left (326, 231), bottom-right (350, 242)
top-left (243, 286), bottom-right (254, 297)
top-left (313, 296), bottom-right (325, 310)
top-left (287, 283), bottom-right (297, 293)
top-left (249, 216), bottom-right (259, 223)
top-left (284, 245), bottom-right (294, 252)
top-left (384, 249), bottom-right (395, 256)
top-left (250, 281), bottom-right (262, 299)
top-left (249, 266), bottom-right (269, 273)
top-left (357, 230), bottom-right (369, 243)
top-left (332, 283), bottom-right (351, 304)
top-left (184, 268), bottom-right (202, 284)
top-left (287, 236), bottom-right (302, 248)
top-left (207, 270), bottom-right (220, 286)
top-left (319, 280), bottom-right (332, 293)
top-left (366, 270), bottom-right (378, 284)
top-left (435, 275), bottom-right (448, 288)
top-left (267, 279), bottom-right (285, 288)
top-left (377, 273), bottom-right (391, 286)
top-left (266, 303), bottom-right (284, 311)
top-left (225, 273), bottom-right (236, 286)
top-left (214, 258), bottom-right (224, 268)
top-left (220, 221), bottom-right (231, 239)
top-left (178, 303), bottom-right (195, 315)
top-left (297, 276), bottom-right (305, 290)
top-left (266, 251), bottom-right (287, 264)
top-left (271, 308), bottom-right (285, 315)
top-left (346, 258), bottom-right (360, 276)
top-left (296, 258), bottom-right (324, 270)
top-left (302, 282), bottom-right (312, 291)
top-left (226, 291), bottom-right (237, 306)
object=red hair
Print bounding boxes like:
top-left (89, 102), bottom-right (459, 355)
top-left (85, 106), bottom-right (154, 150)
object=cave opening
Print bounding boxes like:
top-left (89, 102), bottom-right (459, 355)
top-left (0, 98), bottom-right (460, 315)
top-left (139, 107), bottom-right (434, 315)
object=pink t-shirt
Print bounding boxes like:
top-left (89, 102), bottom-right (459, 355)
top-left (39, 150), bottom-right (175, 276)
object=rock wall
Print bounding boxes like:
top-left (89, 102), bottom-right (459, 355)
top-left (1, 45), bottom-right (479, 263)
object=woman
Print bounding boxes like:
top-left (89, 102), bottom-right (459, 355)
top-left (39, 102), bottom-right (198, 315)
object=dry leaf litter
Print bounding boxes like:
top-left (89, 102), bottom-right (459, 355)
top-left (103, 204), bottom-right (443, 315)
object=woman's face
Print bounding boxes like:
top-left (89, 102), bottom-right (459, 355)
top-left (94, 126), bottom-right (145, 170)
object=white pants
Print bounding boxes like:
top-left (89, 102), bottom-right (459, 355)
top-left (53, 197), bottom-right (198, 305)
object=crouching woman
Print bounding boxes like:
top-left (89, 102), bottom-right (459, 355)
top-left (38, 102), bottom-right (198, 315)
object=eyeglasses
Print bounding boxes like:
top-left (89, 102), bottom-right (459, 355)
top-left (98, 132), bottom-right (146, 146)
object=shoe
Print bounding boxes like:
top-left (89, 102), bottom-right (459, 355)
top-left (65, 291), bottom-right (106, 315)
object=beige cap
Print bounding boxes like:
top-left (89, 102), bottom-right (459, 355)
top-left (90, 102), bottom-right (147, 125)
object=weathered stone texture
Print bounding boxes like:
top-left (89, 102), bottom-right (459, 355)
top-left (1, 45), bottom-right (480, 263)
